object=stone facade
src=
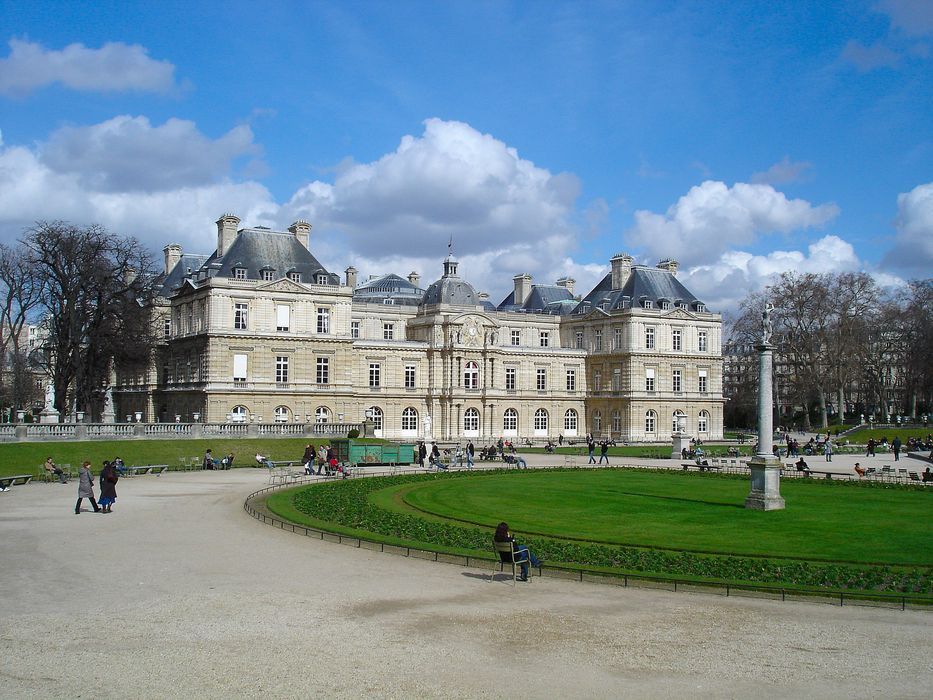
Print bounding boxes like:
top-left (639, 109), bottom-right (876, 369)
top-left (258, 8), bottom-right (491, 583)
top-left (114, 216), bottom-right (724, 442)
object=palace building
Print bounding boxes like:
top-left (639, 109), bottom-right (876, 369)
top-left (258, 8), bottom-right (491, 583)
top-left (113, 214), bottom-right (724, 442)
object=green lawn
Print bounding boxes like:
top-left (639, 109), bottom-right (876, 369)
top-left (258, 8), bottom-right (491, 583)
top-left (842, 427), bottom-right (933, 443)
top-left (389, 471), bottom-right (931, 566)
top-left (0, 437), bottom-right (370, 476)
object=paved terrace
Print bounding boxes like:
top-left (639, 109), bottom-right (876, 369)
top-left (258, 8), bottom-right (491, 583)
top-left (1, 457), bottom-right (930, 699)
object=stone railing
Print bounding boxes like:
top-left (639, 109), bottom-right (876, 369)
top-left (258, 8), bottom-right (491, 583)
top-left (0, 421), bottom-right (368, 442)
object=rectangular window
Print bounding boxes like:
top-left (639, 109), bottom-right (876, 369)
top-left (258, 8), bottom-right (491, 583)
top-left (575, 330), bottom-right (584, 349)
top-left (511, 330), bottom-right (521, 346)
top-left (594, 329), bottom-right (602, 351)
top-left (539, 331), bottom-right (550, 347)
top-left (593, 369), bottom-right (601, 392)
top-left (672, 328), bottom-right (682, 351)
top-left (612, 368), bottom-right (621, 391)
top-left (613, 328), bottom-right (623, 350)
top-left (276, 356), bottom-right (289, 384)
top-left (233, 354), bottom-right (247, 382)
top-left (698, 369), bottom-right (708, 393)
top-left (566, 368), bottom-right (576, 391)
top-left (234, 303), bottom-right (248, 330)
top-left (645, 327), bottom-right (655, 349)
top-left (163, 318), bottom-right (171, 339)
top-left (369, 362), bottom-right (381, 388)
top-left (645, 367), bottom-right (655, 392)
top-left (316, 357), bottom-right (329, 385)
top-left (672, 369), bottom-right (682, 393)
top-left (536, 368), bottom-right (547, 391)
top-left (404, 364), bottom-right (416, 389)
top-left (234, 267), bottom-right (246, 280)
top-left (261, 269), bottom-right (275, 281)
top-left (276, 304), bottom-right (290, 332)
top-left (351, 320), bottom-right (360, 338)
top-left (316, 308), bottom-right (330, 334)
top-left (698, 330), bottom-right (708, 352)
top-left (288, 272), bottom-right (301, 283)
top-left (383, 323), bottom-right (394, 340)
top-left (505, 367), bottom-right (516, 391)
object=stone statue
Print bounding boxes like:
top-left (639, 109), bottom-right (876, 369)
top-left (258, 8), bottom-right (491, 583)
top-left (761, 303), bottom-right (774, 345)
top-left (44, 382), bottom-right (55, 410)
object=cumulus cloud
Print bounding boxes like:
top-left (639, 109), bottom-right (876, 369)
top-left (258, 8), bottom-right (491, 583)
top-left (626, 180), bottom-right (839, 265)
top-left (877, 0), bottom-right (933, 37)
top-left (282, 118), bottom-right (581, 258)
top-left (882, 181), bottom-right (933, 273)
top-left (751, 156), bottom-right (813, 185)
top-left (40, 116), bottom-right (260, 191)
top-left (678, 235), bottom-right (867, 314)
top-left (0, 38), bottom-right (177, 96)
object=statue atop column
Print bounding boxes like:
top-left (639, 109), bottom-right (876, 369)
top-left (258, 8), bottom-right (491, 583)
top-left (39, 380), bottom-right (60, 424)
top-left (761, 303), bottom-right (774, 345)
top-left (44, 381), bottom-right (55, 410)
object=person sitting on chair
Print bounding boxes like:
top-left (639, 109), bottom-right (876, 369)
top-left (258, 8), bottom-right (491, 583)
top-left (493, 522), bottom-right (542, 582)
top-left (255, 452), bottom-right (273, 469)
top-left (429, 452), bottom-right (449, 471)
top-left (795, 457), bottom-right (810, 474)
top-left (854, 462), bottom-right (866, 478)
top-left (44, 457), bottom-right (67, 484)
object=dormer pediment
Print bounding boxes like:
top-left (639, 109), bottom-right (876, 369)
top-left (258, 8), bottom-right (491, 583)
top-left (257, 278), bottom-right (309, 294)
top-left (661, 308), bottom-right (696, 321)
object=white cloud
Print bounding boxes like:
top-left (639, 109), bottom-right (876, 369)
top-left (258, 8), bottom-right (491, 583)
top-left (626, 180), bottom-right (839, 265)
top-left (0, 38), bottom-right (177, 96)
top-left (283, 118), bottom-right (581, 258)
top-left (841, 40), bottom-right (901, 71)
top-left (751, 156), bottom-right (813, 185)
top-left (877, 0), bottom-right (933, 37)
top-left (40, 116), bottom-right (260, 191)
top-left (882, 181), bottom-right (933, 273)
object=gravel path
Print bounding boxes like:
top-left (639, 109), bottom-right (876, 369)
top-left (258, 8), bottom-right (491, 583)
top-left (1, 468), bottom-right (930, 699)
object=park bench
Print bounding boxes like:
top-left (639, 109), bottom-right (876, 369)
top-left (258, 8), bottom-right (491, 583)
top-left (681, 462), bottom-right (721, 472)
top-left (0, 474), bottom-right (33, 491)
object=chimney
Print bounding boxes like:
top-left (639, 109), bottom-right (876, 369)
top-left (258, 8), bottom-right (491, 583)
top-left (163, 244), bottom-right (182, 275)
top-left (556, 276), bottom-right (575, 295)
top-left (513, 273), bottom-right (533, 306)
top-left (657, 258), bottom-right (679, 276)
top-left (288, 220), bottom-right (311, 249)
top-left (407, 271), bottom-right (420, 288)
top-left (345, 266), bottom-right (358, 289)
top-left (215, 213), bottom-right (241, 257)
top-left (610, 253), bottom-right (634, 290)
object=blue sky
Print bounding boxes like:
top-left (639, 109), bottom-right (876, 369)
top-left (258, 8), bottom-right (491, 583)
top-left (1, 0), bottom-right (931, 314)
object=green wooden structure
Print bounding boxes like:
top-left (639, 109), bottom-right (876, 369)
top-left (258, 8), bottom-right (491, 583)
top-left (331, 439), bottom-right (416, 466)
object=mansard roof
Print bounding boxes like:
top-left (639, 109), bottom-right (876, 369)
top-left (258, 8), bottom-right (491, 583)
top-left (155, 253), bottom-right (210, 298)
top-left (354, 273), bottom-right (426, 306)
top-left (497, 284), bottom-right (576, 314)
top-left (572, 266), bottom-right (706, 314)
top-left (203, 228), bottom-right (340, 284)
top-left (422, 256), bottom-right (480, 306)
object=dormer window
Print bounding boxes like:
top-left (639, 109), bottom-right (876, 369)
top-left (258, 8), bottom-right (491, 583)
top-left (643, 299), bottom-right (653, 309)
top-left (261, 269), bottom-right (275, 281)
top-left (383, 298), bottom-right (395, 305)
top-left (660, 301), bottom-right (671, 310)
top-left (316, 274), bottom-right (328, 285)
top-left (695, 303), bottom-right (706, 312)
top-left (677, 302), bottom-right (688, 310)
top-left (233, 267), bottom-right (247, 280)
top-left (288, 272), bottom-right (301, 283)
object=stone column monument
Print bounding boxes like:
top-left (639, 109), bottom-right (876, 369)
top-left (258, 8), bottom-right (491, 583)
top-left (745, 303), bottom-right (785, 511)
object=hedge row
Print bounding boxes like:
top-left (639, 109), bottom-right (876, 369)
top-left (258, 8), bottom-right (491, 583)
top-left (290, 470), bottom-right (932, 594)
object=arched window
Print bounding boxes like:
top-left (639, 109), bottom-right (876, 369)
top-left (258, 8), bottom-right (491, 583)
top-left (463, 407), bottom-right (479, 434)
top-left (698, 410), bottom-right (710, 433)
top-left (612, 410), bottom-right (621, 433)
top-left (231, 405), bottom-right (249, 423)
top-left (464, 361), bottom-right (479, 389)
top-left (645, 410), bottom-right (656, 434)
top-left (534, 408), bottom-right (548, 435)
top-left (592, 410), bottom-right (602, 433)
top-left (401, 407), bottom-right (418, 432)
top-left (367, 406), bottom-right (383, 436)
top-left (672, 410), bottom-right (687, 433)
top-left (274, 406), bottom-right (290, 423)
top-left (564, 409), bottom-right (578, 434)
top-left (503, 408), bottom-right (518, 435)
top-left (315, 406), bottom-right (330, 423)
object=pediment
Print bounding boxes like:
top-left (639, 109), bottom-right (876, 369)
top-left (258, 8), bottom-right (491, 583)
top-left (257, 278), bottom-right (309, 294)
top-left (661, 308), bottom-right (696, 320)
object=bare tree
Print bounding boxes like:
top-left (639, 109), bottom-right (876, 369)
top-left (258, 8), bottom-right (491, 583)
top-left (0, 243), bottom-right (43, 416)
top-left (23, 222), bottom-right (157, 419)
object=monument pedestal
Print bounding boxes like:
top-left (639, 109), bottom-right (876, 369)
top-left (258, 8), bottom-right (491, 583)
top-left (744, 455), bottom-right (785, 511)
top-left (39, 407), bottom-right (60, 424)
top-left (671, 432), bottom-right (691, 460)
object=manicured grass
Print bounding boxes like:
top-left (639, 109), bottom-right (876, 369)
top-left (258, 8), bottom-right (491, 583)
top-left (392, 470), bottom-right (931, 566)
top-left (843, 427), bottom-right (933, 443)
top-left (0, 437), bottom-right (366, 477)
top-left (520, 444), bottom-right (751, 459)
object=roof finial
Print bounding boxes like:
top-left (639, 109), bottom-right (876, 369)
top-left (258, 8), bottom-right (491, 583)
top-left (448, 235), bottom-right (453, 257)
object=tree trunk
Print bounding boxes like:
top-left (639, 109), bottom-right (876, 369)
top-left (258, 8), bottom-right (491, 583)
top-left (838, 386), bottom-right (845, 425)
top-left (818, 389), bottom-right (828, 429)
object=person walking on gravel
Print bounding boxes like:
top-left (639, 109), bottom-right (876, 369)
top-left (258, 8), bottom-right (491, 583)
top-left (74, 461), bottom-right (100, 514)
top-left (98, 460), bottom-right (119, 513)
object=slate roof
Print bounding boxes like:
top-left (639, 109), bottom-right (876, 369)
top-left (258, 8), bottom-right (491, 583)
top-left (571, 266), bottom-right (705, 314)
top-left (422, 257), bottom-right (480, 306)
top-left (154, 253), bottom-right (210, 297)
top-left (497, 284), bottom-right (576, 314)
top-left (353, 273), bottom-right (426, 306)
top-left (201, 228), bottom-right (340, 284)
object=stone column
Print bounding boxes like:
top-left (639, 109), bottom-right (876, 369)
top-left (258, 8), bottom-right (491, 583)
top-left (745, 342), bottom-right (785, 510)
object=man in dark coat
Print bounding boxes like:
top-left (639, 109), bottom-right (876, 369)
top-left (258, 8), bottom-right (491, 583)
top-left (98, 461), bottom-right (119, 513)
